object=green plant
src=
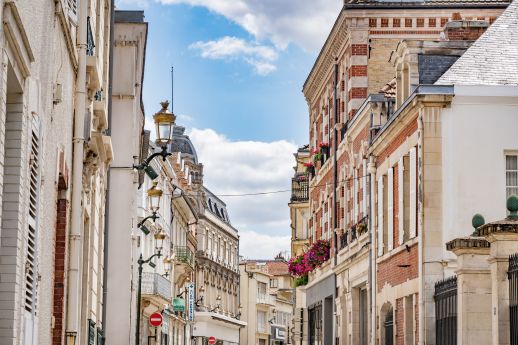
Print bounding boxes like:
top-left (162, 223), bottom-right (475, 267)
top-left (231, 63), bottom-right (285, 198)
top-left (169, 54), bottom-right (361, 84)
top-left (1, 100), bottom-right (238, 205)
top-left (294, 275), bottom-right (308, 287)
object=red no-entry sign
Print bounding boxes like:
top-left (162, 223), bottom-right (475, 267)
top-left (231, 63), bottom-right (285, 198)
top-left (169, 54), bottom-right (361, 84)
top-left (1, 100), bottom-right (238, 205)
top-left (149, 312), bottom-right (163, 327)
top-left (208, 336), bottom-right (217, 345)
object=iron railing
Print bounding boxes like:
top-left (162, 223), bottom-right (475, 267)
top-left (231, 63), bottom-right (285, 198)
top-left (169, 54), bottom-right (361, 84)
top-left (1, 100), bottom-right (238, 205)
top-left (339, 232), bottom-right (348, 249)
top-left (509, 253), bottom-right (518, 345)
top-left (434, 276), bottom-right (457, 345)
top-left (173, 246), bottom-right (195, 268)
top-left (141, 272), bottom-right (172, 302)
top-left (291, 180), bottom-right (309, 202)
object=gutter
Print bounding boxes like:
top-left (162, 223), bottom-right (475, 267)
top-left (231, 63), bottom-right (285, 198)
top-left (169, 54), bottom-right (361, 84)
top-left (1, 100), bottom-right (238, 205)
top-left (66, 0), bottom-right (88, 340)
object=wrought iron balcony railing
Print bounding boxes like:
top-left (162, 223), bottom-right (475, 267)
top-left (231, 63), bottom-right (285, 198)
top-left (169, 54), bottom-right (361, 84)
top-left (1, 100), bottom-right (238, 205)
top-left (86, 16), bottom-right (95, 56)
top-left (173, 246), bottom-right (195, 268)
top-left (141, 272), bottom-right (171, 302)
top-left (291, 177), bottom-right (309, 202)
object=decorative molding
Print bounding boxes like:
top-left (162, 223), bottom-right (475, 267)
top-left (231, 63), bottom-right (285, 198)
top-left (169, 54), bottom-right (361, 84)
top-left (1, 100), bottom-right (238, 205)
top-left (3, 1), bottom-right (34, 78)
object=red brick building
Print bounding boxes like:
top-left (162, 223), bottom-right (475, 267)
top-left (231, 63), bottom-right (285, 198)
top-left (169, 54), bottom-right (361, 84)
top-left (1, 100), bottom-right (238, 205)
top-left (296, 1), bottom-right (511, 345)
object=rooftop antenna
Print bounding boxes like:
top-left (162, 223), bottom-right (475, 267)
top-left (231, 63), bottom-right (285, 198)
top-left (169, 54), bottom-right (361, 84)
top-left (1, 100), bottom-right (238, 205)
top-left (171, 65), bottom-right (178, 113)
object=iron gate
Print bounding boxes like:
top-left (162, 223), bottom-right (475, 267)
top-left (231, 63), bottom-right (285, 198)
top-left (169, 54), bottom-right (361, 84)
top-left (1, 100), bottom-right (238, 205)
top-left (434, 276), bottom-right (457, 345)
top-left (509, 253), bottom-right (518, 345)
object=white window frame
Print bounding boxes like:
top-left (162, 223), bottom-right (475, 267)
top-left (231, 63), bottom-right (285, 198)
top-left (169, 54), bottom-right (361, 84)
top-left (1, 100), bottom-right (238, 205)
top-left (387, 168), bottom-right (394, 250)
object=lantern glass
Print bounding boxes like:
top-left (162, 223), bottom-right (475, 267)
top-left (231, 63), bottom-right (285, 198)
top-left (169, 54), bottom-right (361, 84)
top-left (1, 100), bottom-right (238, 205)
top-left (153, 101), bottom-right (176, 146)
top-left (154, 230), bottom-right (166, 252)
top-left (163, 257), bottom-right (172, 271)
top-left (147, 181), bottom-right (163, 212)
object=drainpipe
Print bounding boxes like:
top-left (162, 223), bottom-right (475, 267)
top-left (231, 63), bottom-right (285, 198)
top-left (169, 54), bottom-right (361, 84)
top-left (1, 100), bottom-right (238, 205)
top-left (367, 157), bottom-right (377, 345)
top-left (332, 59), bottom-right (338, 345)
top-left (417, 114), bottom-right (425, 345)
top-left (66, 0), bottom-right (88, 341)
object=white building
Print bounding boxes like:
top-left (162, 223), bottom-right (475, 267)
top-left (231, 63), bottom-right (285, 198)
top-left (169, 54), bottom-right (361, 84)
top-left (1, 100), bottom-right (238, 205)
top-left (0, 0), bottom-right (112, 344)
top-left (104, 9), bottom-right (147, 345)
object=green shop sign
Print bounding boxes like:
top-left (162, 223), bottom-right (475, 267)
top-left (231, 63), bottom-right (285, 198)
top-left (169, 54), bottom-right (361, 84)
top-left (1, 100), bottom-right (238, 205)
top-left (172, 297), bottom-right (185, 312)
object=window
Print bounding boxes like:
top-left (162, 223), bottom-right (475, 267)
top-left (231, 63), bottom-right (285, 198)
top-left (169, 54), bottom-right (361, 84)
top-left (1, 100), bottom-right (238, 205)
top-left (507, 155), bottom-right (518, 198)
top-left (257, 282), bottom-right (267, 297)
top-left (257, 311), bottom-right (267, 332)
top-left (270, 279), bottom-right (278, 288)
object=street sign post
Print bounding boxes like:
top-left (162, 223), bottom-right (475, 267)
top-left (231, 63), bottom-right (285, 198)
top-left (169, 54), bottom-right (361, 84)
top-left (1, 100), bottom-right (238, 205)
top-left (149, 312), bottom-right (163, 327)
top-left (208, 336), bottom-right (217, 345)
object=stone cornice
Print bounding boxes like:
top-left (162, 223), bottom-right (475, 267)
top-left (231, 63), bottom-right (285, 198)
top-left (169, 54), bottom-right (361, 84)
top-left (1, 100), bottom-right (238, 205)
top-left (303, 8), bottom-right (348, 104)
top-left (446, 237), bottom-right (490, 254)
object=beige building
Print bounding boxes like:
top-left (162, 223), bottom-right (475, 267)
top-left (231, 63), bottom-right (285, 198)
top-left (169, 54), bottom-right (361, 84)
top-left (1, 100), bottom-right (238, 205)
top-left (0, 0), bottom-right (112, 344)
top-left (240, 258), bottom-right (294, 345)
top-left (289, 146), bottom-right (311, 258)
top-left (104, 10), bottom-right (147, 344)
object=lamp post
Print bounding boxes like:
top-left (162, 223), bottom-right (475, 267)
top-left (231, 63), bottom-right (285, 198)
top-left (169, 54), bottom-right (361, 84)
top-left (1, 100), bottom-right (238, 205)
top-left (135, 230), bottom-right (167, 345)
top-left (138, 182), bottom-right (164, 235)
top-left (134, 101), bottom-right (176, 180)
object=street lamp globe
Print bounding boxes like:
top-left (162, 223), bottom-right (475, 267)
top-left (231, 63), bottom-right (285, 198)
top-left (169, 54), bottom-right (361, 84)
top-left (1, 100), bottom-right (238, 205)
top-left (154, 230), bottom-right (167, 253)
top-left (154, 100), bottom-right (176, 147)
top-left (163, 256), bottom-right (172, 272)
top-left (147, 181), bottom-right (163, 212)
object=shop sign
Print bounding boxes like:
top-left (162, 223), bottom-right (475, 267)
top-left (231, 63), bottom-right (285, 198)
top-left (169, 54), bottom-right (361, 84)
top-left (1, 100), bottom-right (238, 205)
top-left (187, 282), bottom-right (195, 321)
top-left (172, 297), bottom-right (185, 312)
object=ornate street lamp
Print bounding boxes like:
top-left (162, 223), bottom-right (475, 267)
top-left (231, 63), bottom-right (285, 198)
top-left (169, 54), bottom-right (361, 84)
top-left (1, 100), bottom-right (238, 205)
top-left (134, 101), bottom-right (176, 180)
top-left (163, 256), bottom-right (172, 278)
top-left (135, 232), bottom-right (166, 345)
top-left (137, 182), bottom-right (163, 235)
top-left (210, 295), bottom-right (222, 312)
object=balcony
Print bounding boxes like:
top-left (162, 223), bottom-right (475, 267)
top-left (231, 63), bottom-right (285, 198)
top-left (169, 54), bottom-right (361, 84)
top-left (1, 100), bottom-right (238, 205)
top-left (339, 216), bottom-right (369, 250)
top-left (173, 246), bottom-right (194, 269)
top-left (290, 177), bottom-right (309, 203)
top-left (141, 272), bottom-right (171, 304)
top-left (256, 294), bottom-right (276, 306)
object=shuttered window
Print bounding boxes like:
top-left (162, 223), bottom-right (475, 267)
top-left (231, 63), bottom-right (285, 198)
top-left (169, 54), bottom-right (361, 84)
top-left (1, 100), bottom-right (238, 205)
top-left (409, 148), bottom-right (417, 238)
top-left (387, 168), bottom-right (394, 251)
top-left (398, 158), bottom-right (405, 246)
top-left (362, 160), bottom-right (368, 218)
top-left (25, 119), bottom-right (41, 314)
top-left (377, 177), bottom-right (384, 257)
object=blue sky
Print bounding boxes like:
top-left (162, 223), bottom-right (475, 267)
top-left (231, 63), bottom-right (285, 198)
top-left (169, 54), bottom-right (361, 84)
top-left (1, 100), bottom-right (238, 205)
top-left (115, 0), bottom-right (341, 258)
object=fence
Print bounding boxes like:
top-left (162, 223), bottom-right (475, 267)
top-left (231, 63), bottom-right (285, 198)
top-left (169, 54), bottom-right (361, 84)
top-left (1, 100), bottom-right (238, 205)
top-left (434, 276), bottom-right (457, 345)
top-left (509, 253), bottom-right (518, 345)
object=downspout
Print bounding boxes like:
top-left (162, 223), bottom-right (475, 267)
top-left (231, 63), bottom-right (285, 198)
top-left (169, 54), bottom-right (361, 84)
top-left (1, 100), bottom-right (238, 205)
top-left (368, 157), bottom-right (377, 345)
top-left (66, 0), bottom-right (88, 341)
top-left (332, 58), bottom-right (338, 345)
top-left (417, 113), bottom-right (425, 345)
top-left (101, 0), bottom-right (115, 334)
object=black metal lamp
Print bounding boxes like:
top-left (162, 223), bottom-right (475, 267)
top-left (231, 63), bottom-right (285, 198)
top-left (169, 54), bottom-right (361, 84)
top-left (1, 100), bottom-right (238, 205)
top-left (137, 182), bottom-right (163, 235)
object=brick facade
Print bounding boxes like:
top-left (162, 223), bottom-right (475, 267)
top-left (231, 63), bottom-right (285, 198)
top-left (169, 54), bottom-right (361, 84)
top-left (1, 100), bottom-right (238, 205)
top-left (377, 243), bottom-right (418, 292)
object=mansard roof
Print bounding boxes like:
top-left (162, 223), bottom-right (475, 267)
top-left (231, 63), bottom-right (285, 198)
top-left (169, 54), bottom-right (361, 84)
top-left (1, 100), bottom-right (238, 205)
top-left (437, 0), bottom-right (518, 85)
top-left (204, 187), bottom-right (231, 225)
top-left (169, 126), bottom-right (198, 164)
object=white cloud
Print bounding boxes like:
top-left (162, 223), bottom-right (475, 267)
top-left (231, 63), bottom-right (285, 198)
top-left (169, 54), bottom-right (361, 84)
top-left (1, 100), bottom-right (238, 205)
top-left (238, 230), bottom-right (291, 260)
top-left (115, 0), bottom-right (149, 8)
top-left (160, 0), bottom-right (342, 52)
top-left (188, 128), bottom-right (297, 259)
top-left (189, 36), bottom-right (278, 75)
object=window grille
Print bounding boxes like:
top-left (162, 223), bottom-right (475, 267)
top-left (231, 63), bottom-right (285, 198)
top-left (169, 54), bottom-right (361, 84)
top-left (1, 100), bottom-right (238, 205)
top-left (434, 276), bottom-right (457, 345)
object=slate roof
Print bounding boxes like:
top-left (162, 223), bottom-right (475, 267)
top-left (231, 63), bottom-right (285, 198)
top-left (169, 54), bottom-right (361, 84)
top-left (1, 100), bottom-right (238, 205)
top-left (169, 126), bottom-right (198, 163)
top-left (437, 0), bottom-right (518, 85)
top-left (204, 187), bottom-right (231, 225)
top-left (344, 0), bottom-right (511, 8)
top-left (418, 55), bottom-right (460, 84)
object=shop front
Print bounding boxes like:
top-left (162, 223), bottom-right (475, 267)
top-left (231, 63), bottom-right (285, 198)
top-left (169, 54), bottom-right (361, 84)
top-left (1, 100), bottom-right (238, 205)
top-left (270, 325), bottom-right (287, 345)
top-left (192, 311), bottom-right (246, 345)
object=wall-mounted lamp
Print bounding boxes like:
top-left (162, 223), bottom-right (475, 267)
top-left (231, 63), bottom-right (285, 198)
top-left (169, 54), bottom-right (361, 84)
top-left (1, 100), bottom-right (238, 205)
top-left (65, 331), bottom-right (77, 345)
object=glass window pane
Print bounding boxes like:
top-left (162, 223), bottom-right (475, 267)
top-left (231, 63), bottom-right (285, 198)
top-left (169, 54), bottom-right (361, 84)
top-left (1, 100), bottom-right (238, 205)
top-left (507, 172), bottom-right (518, 187)
top-left (507, 155), bottom-right (518, 170)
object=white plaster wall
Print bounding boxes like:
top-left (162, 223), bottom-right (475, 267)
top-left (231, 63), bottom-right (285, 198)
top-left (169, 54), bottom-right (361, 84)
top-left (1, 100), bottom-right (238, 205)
top-left (441, 85), bottom-right (518, 260)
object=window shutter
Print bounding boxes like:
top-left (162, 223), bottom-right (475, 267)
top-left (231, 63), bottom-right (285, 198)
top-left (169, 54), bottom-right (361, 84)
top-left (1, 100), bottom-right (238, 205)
top-left (377, 177), bottom-right (384, 256)
top-left (398, 158), bottom-right (405, 245)
top-left (409, 148), bottom-right (417, 238)
top-left (362, 161), bottom-right (367, 217)
top-left (354, 169), bottom-right (358, 222)
top-left (25, 119), bottom-right (41, 315)
top-left (67, 0), bottom-right (78, 21)
top-left (387, 168), bottom-right (394, 250)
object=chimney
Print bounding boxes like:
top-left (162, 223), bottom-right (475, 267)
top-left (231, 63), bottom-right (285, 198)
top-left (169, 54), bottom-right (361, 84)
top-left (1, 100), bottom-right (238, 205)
top-left (443, 14), bottom-right (489, 41)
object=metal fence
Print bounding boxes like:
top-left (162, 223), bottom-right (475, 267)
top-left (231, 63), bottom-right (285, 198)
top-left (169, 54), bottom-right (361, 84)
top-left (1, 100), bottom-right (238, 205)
top-left (173, 246), bottom-right (195, 268)
top-left (434, 276), bottom-right (457, 345)
top-left (509, 253), bottom-right (518, 345)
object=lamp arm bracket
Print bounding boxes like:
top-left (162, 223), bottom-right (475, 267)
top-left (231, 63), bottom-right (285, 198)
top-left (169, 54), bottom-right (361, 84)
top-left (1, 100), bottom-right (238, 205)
top-left (133, 147), bottom-right (172, 170)
top-left (137, 212), bottom-right (159, 228)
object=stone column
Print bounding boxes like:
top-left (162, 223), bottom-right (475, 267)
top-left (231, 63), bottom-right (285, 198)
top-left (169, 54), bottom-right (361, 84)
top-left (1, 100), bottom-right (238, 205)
top-left (478, 196), bottom-right (518, 345)
top-left (446, 237), bottom-right (491, 345)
